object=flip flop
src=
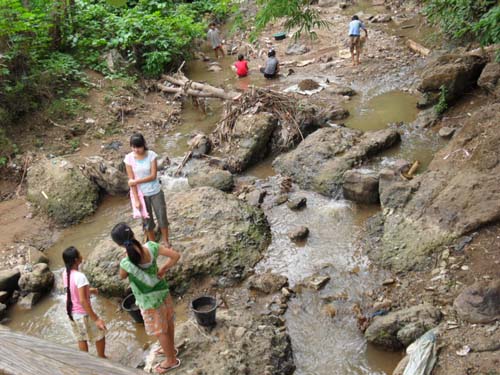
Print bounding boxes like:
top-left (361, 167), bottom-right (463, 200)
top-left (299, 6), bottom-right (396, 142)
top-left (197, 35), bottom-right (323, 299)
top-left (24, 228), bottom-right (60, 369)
top-left (154, 347), bottom-right (179, 356)
top-left (155, 358), bottom-right (181, 374)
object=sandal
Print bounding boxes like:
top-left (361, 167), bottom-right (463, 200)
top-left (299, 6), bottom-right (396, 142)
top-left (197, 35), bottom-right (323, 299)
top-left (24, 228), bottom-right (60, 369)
top-left (155, 358), bottom-right (181, 374)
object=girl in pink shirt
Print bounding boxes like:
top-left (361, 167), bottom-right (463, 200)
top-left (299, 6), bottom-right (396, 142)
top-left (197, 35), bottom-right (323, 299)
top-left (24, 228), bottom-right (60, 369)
top-left (63, 246), bottom-right (107, 357)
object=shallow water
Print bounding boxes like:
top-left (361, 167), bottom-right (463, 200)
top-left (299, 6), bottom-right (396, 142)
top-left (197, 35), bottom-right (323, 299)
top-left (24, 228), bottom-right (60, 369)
top-left (344, 90), bottom-right (419, 132)
top-left (256, 189), bottom-right (403, 374)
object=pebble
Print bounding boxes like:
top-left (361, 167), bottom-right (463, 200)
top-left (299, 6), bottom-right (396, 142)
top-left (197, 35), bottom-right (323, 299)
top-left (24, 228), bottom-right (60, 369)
top-left (460, 265), bottom-right (469, 271)
top-left (382, 278), bottom-right (395, 285)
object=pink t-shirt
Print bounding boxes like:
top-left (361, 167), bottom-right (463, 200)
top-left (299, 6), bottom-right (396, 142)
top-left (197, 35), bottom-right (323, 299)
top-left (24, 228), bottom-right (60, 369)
top-left (63, 270), bottom-right (89, 315)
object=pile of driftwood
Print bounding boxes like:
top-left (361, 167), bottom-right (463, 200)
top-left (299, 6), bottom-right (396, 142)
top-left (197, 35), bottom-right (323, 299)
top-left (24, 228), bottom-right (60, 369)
top-left (212, 86), bottom-right (305, 152)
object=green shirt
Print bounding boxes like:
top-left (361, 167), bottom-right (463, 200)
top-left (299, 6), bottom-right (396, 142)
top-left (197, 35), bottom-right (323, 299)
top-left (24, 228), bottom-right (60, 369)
top-left (120, 241), bottom-right (169, 310)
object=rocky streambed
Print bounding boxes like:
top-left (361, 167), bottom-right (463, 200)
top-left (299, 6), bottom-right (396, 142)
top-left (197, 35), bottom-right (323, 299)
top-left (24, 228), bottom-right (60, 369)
top-left (1, 1), bottom-right (500, 374)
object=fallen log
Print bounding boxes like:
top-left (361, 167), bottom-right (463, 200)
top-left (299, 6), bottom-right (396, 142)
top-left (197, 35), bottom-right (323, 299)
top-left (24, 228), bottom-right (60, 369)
top-left (0, 327), bottom-right (142, 375)
top-left (158, 74), bottom-right (239, 100)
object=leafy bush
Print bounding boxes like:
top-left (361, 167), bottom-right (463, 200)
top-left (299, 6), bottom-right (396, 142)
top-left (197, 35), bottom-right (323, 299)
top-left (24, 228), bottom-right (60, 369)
top-left (424, 0), bottom-right (499, 44)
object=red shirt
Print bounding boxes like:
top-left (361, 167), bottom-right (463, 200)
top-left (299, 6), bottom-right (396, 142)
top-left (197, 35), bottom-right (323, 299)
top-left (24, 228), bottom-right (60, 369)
top-left (234, 60), bottom-right (249, 77)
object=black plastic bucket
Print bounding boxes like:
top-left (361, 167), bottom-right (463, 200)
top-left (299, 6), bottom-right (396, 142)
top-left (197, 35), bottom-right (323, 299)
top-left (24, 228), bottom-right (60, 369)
top-left (191, 296), bottom-right (217, 327)
top-left (122, 293), bottom-right (144, 323)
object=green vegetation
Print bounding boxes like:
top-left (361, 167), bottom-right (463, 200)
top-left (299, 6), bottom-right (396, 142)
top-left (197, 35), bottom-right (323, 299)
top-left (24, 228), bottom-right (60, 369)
top-left (0, 0), bottom-right (233, 162)
top-left (253, 0), bottom-right (330, 41)
top-left (424, 0), bottom-right (500, 47)
top-left (435, 85), bottom-right (449, 115)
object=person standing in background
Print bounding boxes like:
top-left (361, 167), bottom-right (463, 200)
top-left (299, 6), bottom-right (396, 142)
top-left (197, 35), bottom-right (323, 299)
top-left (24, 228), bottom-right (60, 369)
top-left (207, 23), bottom-right (225, 59)
top-left (348, 15), bottom-right (368, 66)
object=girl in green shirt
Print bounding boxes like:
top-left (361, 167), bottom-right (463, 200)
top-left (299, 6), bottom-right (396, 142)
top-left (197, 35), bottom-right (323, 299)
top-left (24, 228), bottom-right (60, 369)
top-left (111, 222), bottom-right (181, 374)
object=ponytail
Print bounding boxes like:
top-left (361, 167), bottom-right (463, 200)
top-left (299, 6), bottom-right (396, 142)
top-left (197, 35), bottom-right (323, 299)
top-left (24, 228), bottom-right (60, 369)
top-left (65, 265), bottom-right (73, 321)
top-left (124, 238), bottom-right (143, 266)
top-left (111, 222), bottom-right (142, 265)
top-left (62, 246), bottom-right (80, 321)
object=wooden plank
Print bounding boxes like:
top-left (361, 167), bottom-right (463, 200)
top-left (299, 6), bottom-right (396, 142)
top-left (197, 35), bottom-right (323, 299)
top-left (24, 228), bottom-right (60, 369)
top-left (0, 327), bottom-right (143, 375)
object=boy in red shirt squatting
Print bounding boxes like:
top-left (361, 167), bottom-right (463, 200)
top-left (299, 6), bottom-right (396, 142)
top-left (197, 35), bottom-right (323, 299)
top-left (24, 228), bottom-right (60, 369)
top-left (234, 54), bottom-right (249, 78)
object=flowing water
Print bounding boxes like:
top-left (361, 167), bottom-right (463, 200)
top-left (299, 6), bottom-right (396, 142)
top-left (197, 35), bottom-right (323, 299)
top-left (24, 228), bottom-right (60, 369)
top-left (4, 16), bottom-right (444, 373)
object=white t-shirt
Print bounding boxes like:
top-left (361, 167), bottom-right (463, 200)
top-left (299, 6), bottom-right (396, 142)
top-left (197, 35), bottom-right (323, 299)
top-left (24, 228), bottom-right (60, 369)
top-left (124, 150), bottom-right (161, 196)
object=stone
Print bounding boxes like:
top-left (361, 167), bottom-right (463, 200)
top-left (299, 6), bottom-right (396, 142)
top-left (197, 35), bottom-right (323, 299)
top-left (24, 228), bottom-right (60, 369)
top-left (18, 263), bottom-right (54, 294)
top-left (304, 275), bottom-right (331, 290)
top-left (287, 197), bottom-right (307, 210)
top-left (104, 49), bottom-right (127, 73)
top-left (161, 305), bottom-right (294, 375)
top-left (371, 14), bottom-right (392, 23)
top-left (80, 156), bottom-right (129, 195)
top-left (188, 134), bottom-right (212, 158)
top-left (27, 247), bottom-right (49, 265)
top-left (318, 0), bottom-right (337, 6)
top-left (18, 292), bottom-right (42, 309)
top-left (274, 194), bottom-right (288, 206)
top-left (378, 168), bottom-right (413, 210)
top-left (454, 279), bottom-right (500, 324)
top-left (27, 157), bottom-right (99, 225)
top-left (364, 304), bottom-right (442, 350)
top-left (287, 226), bottom-right (309, 241)
top-left (84, 187), bottom-right (271, 296)
top-left (187, 167), bottom-right (234, 192)
top-left (318, 106), bottom-right (350, 122)
top-left (477, 62), bottom-right (500, 98)
top-left (0, 269), bottom-right (21, 293)
top-left (224, 113), bottom-right (277, 173)
top-left (373, 104), bottom-right (500, 271)
top-left (418, 53), bottom-right (487, 105)
top-left (208, 64), bottom-right (222, 72)
top-left (274, 127), bottom-right (400, 197)
top-left (248, 272), bottom-right (288, 294)
top-left (285, 44), bottom-right (310, 55)
top-left (438, 127), bottom-right (455, 138)
top-left (326, 85), bottom-right (356, 96)
top-left (246, 189), bottom-right (266, 207)
top-left (343, 169), bottom-right (379, 204)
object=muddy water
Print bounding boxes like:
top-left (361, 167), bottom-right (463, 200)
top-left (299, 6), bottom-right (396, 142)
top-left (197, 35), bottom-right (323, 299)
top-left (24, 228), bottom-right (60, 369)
top-left (256, 190), bottom-right (403, 374)
top-left (344, 91), bottom-right (419, 131)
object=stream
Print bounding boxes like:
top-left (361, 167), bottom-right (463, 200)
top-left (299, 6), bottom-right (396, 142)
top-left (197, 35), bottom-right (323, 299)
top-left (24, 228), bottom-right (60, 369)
top-left (4, 5), bottom-right (445, 373)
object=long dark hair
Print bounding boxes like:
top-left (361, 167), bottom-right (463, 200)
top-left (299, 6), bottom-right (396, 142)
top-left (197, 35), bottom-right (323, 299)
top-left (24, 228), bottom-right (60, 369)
top-left (62, 246), bottom-right (80, 321)
top-left (130, 133), bottom-right (148, 150)
top-left (111, 222), bottom-right (142, 266)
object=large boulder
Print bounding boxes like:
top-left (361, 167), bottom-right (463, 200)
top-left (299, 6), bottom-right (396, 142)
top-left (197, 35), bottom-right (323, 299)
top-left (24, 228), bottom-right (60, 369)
top-left (374, 103), bottom-right (500, 271)
top-left (454, 279), bottom-right (500, 324)
top-left (225, 113), bottom-right (277, 173)
top-left (343, 169), bottom-right (379, 204)
top-left (477, 61), bottom-right (500, 98)
top-left (187, 165), bottom-right (234, 192)
top-left (273, 127), bottom-right (400, 197)
top-left (364, 304), bottom-right (442, 350)
top-left (84, 187), bottom-right (270, 296)
top-left (147, 307), bottom-right (294, 374)
top-left (418, 53), bottom-right (486, 105)
top-left (27, 157), bottom-right (99, 225)
top-left (18, 263), bottom-right (54, 295)
top-left (80, 156), bottom-right (129, 195)
top-left (0, 269), bottom-right (21, 293)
